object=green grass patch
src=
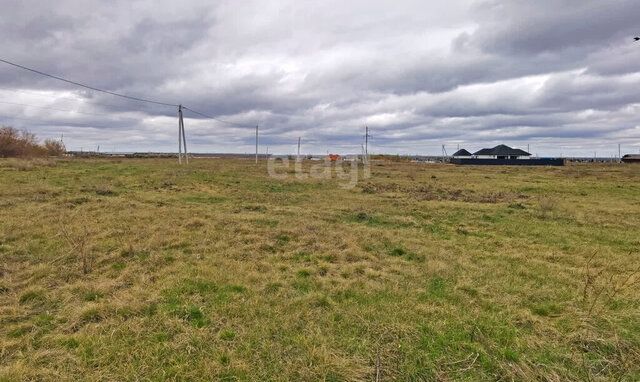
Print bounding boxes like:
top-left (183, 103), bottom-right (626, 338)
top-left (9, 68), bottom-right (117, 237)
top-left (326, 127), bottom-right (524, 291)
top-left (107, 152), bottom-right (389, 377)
top-left (7, 326), bottom-right (30, 338)
top-left (19, 289), bottom-right (46, 304)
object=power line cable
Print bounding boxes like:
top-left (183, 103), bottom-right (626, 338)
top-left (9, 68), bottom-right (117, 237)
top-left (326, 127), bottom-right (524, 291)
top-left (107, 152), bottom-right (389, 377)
top-left (181, 106), bottom-right (253, 128)
top-left (0, 58), bottom-right (177, 107)
top-left (0, 100), bottom-right (120, 118)
top-left (0, 113), bottom-right (172, 131)
top-left (0, 85), bottom-right (165, 113)
top-left (0, 113), bottom-right (113, 128)
top-left (1, 58), bottom-right (253, 128)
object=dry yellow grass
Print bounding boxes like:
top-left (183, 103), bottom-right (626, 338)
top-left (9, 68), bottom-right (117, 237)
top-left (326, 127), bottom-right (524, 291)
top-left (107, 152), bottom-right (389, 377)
top-left (0, 158), bottom-right (638, 380)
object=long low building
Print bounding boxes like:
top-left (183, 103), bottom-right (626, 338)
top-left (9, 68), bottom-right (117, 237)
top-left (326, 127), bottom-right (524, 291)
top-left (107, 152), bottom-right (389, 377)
top-left (622, 154), bottom-right (640, 163)
top-left (473, 144), bottom-right (531, 159)
top-left (451, 144), bottom-right (564, 166)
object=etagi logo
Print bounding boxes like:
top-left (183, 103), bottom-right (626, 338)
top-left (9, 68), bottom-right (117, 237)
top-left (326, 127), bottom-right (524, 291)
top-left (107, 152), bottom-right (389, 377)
top-left (267, 156), bottom-right (371, 189)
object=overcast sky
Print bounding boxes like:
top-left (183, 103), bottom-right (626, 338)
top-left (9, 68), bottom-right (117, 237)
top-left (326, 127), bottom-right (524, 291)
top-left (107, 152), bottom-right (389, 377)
top-left (1, 0), bottom-right (640, 156)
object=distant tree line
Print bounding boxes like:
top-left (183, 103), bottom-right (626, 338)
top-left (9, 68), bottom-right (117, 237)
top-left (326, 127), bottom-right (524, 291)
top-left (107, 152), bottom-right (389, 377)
top-left (0, 126), bottom-right (66, 157)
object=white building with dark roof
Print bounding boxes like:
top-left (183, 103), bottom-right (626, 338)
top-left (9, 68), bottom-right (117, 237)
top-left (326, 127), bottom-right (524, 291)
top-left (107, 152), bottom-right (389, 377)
top-left (473, 144), bottom-right (531, 160)
top-left (449, 144), bottom-right (563, 166)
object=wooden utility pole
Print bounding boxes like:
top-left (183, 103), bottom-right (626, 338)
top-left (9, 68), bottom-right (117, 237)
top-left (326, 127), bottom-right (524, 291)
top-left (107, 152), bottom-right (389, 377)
top-left (618, 144), bottom-right (621, 162)
top-left (297, 137), bottom-right (301, 161)
top-left (177, 105), bottom-right (188, 164)
top-left (255, 125), bottom-right (259, 164)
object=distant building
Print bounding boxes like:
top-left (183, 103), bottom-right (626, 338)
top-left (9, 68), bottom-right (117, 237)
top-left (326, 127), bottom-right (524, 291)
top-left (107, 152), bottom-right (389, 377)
top-left (622, 154), bottom-right (640, 163)
top-left (452, 149), bottom-right (473, 158)
top-left (473, 144), bottom-right (531, 159)
top-left (450, 144), bottom-right (563, 166)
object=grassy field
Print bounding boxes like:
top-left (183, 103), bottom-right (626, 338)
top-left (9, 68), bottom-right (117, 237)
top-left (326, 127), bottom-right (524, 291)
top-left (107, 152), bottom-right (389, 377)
top-left (0, 158), bottom-right (639, 381)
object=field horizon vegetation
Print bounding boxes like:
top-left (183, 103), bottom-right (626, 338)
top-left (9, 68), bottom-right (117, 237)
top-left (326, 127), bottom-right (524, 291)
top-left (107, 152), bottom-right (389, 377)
top-left (0, 127), bottom-right (65, 159)
top-left (0, 156), bottom-right (639, 380)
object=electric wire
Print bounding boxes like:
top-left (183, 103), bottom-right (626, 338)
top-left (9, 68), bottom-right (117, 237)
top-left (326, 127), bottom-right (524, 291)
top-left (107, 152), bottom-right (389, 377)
top-left (0, 58), bottom-right (254, 129)
top-left (0, 58), bottom-right (177, 107)
top-left (0, 113), bottom-right (172, 131)
top-left (182, 106), bottom-right (253, 128)
top-left (0, 85), bottom-right (164, 112)
top-left (0, 100), bottom-right (122, 118)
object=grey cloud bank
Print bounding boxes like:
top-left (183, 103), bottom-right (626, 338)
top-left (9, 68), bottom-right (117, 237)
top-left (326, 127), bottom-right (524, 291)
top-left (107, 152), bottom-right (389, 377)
top-left (1, 0), bottom-right (639, 156)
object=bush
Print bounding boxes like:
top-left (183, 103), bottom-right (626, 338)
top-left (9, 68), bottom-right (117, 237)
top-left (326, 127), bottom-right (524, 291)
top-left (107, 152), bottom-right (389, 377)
top-left (0, 126), bottom-right (65, 157)
top-left (44, 139), bottom-right (66, 156)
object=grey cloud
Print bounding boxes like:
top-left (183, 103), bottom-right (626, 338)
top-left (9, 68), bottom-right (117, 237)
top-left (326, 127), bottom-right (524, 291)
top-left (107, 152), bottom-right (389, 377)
top-left (0, 0), bottom-right (639, 156)
top-left (472, 0), bottom-right (638, 56)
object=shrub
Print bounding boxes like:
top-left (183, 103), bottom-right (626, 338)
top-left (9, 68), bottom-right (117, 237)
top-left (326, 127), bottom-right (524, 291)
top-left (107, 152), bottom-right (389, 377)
top-left (0, 126), bottom-right (64, 157)
top-left (44, 139), bottom-right (66, 156)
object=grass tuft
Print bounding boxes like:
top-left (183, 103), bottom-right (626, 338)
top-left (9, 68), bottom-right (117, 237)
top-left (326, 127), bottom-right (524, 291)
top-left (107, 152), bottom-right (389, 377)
top-left (296, 269), bottom-right (311, 278)
top-left (7, 326), bottom-right (30, 338)
top-left (19, 289), bottom-right (46, 304)
top-left (219, 329), bottom-right (236, 341)
top-left (83, 289), bottom-right (104, 302)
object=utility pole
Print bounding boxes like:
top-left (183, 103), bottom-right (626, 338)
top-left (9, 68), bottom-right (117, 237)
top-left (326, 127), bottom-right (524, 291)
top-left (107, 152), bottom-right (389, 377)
top-left (618, 144), bottom-right (621, 163)
top-left (297, 137), bottom-right (301, 161)
top-left (365, 126), bottom-right (369, 157)
top-left (255, 125), bottom-right (259, 164)
top-left (182, 108), bottom-right (188, 165)
top-left (365, 126), bottom-right (369, 163)
top-left (177, 105), bottom-right (188, 164)
top-left (178, 106), bottom-right (182, 164)
top-left (527, 144), bottom-right (530, 153)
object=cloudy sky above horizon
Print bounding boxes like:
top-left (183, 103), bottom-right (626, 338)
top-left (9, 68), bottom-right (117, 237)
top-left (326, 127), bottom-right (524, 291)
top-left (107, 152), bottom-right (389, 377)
top-left (1, 0), bottom-right (640, 156)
